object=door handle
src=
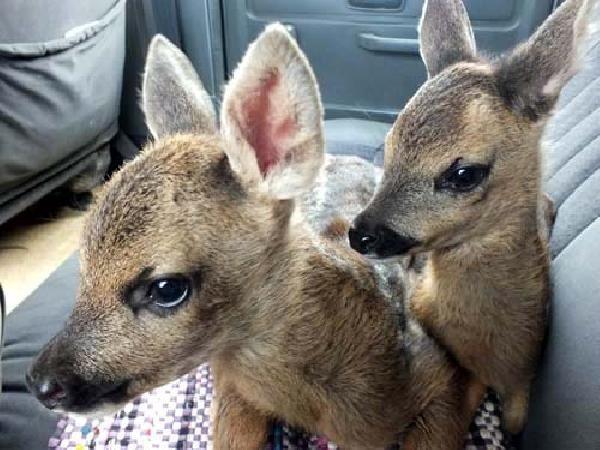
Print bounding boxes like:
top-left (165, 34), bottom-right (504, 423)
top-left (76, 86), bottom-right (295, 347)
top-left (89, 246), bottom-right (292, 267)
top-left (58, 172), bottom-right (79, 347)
top-left (357, 33), bottom-right (419, 54)
top-left (349, 0), bottom-right (404, 9)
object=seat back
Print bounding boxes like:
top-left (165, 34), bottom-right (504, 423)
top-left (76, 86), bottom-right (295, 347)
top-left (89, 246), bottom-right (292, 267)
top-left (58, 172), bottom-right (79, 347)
top-left (522, 17), bottom-right (600, 450)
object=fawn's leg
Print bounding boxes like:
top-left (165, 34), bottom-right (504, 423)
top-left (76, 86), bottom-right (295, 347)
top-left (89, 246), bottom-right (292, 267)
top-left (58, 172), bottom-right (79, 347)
top-left (404, 376), bottom-right (486, 450)
top-left (212, 386), bottom-right (269, 450)
top-left (501, 383), bottom-right (530, 434)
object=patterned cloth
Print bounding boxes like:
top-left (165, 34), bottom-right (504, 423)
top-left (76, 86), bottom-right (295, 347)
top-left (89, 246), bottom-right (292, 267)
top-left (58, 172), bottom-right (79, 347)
top-left (49, 364), bottom-right (512, 450)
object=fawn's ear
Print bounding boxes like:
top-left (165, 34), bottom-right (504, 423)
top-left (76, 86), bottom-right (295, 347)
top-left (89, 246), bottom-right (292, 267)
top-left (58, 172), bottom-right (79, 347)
top-left (221, 23), bottom-right (324, 200)
top-left (142, 34), bottom-right (217, 139)
top-left (419, 0), bottom-right (476, 78)
top-left (495, 0), bottom-right (596, 121)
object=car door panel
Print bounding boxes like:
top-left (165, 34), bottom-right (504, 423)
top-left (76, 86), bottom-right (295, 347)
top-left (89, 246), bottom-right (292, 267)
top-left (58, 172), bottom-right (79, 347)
top-left (222, 0), bottom-right (555, 122)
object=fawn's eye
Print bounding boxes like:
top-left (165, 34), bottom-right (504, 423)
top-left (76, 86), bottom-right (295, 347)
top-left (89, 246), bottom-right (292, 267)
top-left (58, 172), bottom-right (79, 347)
top-left (147, 277), bottom-right (191, 308)
top-left (436, 160), bottom-right (490, 193)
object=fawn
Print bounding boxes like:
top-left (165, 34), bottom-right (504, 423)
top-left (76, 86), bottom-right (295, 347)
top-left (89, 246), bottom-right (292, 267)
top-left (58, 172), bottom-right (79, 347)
top-left (350, 0), bottom-right (596, 434)
top-left (27, 26), bottom-right (484, 449)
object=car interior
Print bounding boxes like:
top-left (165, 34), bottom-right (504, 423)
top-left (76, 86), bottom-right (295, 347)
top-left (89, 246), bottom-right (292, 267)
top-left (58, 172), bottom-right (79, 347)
top-left (1, 0), bottom-right (598, 449)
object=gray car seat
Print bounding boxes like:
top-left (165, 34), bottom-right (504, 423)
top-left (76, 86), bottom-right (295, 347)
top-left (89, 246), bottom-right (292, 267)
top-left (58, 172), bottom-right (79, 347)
top-left (520, 30), bottom-right (600, 450)
top-left (0, 0), bottom-right (125, 224)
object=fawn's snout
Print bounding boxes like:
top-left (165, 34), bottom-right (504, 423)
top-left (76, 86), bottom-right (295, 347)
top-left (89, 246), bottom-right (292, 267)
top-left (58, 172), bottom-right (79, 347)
top-left (349, 216), bottom-right (419, 257)
top-left (26, 372), bottom-right (67, 410)
top-left (26, 367), bottom-right (129, 412)
top-left (26, 330), bottom-right (132, 413)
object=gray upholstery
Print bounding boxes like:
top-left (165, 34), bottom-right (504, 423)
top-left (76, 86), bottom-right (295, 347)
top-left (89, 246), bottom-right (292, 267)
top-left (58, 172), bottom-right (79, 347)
top-left (325, 118), bottom-right (390, 166)
top-left (0, 256), bottom-right (78, 450)
top-left (542, 40), bottom-right (600, 257)
top-left (0, 1), bottom-right (115, 44)
top-left (0, 0), bottom-right (125, 223)
top-left (0, 0), bottom-right (124, 192)
top-left (521, 33), bottom-right (600, 450)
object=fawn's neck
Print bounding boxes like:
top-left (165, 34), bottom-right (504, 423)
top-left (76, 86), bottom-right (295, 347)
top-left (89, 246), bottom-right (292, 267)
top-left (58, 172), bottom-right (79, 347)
top-left (427, 205), bottom-right (546, 310)
top-left (221, 223), bottom-right (402, 371)
top-left (211, 224), bottom-right (429, 435)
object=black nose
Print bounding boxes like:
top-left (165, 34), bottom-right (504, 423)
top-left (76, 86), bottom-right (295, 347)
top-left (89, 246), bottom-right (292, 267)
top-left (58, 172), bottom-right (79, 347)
top-left (348, 227), bottom-right (380, 254)
top-left (26, 371), bottom-right (67, 410)
top-left (349, 221), bottom-right (419, 257)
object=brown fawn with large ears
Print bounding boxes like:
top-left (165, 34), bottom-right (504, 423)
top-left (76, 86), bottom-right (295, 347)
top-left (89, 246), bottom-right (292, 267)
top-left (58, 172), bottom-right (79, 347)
top-left (350, 0), bottom-right (596, 434)
top-left (26, 26), bottom-right (484, 450)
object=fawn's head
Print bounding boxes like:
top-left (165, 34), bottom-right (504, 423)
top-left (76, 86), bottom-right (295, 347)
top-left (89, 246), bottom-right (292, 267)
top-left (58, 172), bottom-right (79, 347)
top-left (351, 0), bottom-right (595, 258)
top-left (27, 25), bottom-right (324, 415)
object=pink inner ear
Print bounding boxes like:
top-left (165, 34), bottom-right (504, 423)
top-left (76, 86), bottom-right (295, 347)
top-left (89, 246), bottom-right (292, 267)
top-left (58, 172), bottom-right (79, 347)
top-left (239, 69), bottom-right (297, 175)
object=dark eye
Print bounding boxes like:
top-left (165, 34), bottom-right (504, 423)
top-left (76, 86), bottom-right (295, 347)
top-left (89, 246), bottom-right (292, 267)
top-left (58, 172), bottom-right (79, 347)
top-left (436, 161), bottom-right (490, 193)
top-left (147, 277), bottom-right (191, 308)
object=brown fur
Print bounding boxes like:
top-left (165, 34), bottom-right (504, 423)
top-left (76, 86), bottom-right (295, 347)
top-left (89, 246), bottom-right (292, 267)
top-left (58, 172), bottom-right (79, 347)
top-left (27, 28), bottom-right (484, 449)
top-left (355, 0), bottom-right (595, 433)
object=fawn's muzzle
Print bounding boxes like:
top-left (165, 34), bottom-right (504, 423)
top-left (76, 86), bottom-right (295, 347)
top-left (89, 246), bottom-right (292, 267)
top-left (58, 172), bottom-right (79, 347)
top-left (26, 347), bottom-right (131, 412)
top-left (349, 219), bottom-right (419, 257)
top-left (26, 371), bottom-right (67, 410)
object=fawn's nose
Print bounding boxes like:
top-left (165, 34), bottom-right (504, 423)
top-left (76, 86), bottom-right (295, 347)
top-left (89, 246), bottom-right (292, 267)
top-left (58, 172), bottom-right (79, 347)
top-left (349, 227), bottom-right (381, 254)
top-left (349, 219), bottom-right (419, 258)
top-left (26, 371), bottom-right (67, 410)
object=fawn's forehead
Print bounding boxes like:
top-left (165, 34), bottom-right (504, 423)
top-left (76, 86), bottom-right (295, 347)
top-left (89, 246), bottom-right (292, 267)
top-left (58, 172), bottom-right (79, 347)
top-left (390, 63), bottom-right (505, 166)
top-left (81, 134), bottom-right (235, 276)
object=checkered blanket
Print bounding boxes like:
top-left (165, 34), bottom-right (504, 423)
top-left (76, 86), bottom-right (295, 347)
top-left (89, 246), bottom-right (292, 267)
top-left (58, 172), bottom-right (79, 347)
top-left (49, 364), bottom-right (512, 450)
